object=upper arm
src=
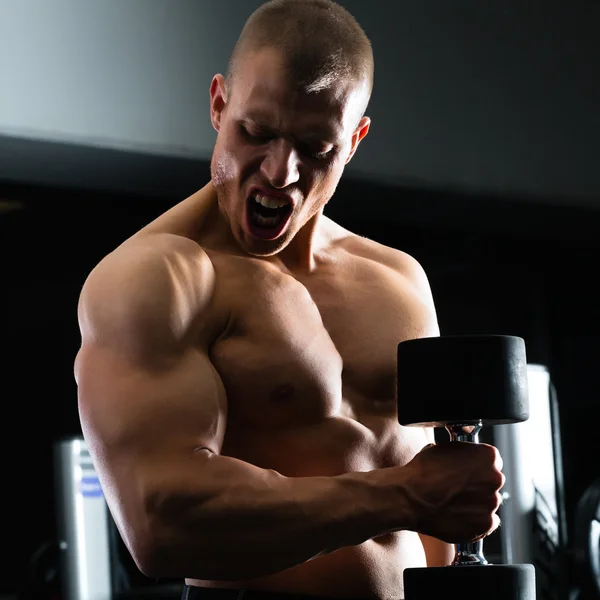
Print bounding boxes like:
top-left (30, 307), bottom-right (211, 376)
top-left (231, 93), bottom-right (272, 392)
top-left (391, 249), bottom-right (439, 327)
top-left (376, 245), bottom-right (440, 338)
top-left (419, 533), bottom-right (455, 567)
top-left (75, 234), bottom-right (227, 552)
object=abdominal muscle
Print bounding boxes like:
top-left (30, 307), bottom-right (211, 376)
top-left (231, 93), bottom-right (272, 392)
top-left (187, 525), bottom-right (426, 599)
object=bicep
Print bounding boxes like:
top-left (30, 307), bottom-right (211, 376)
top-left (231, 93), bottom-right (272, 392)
top-left (384, 248), bottom-right (440, 339)
top-left (75, 341), bottom-right (227, 563)
top-left (75, 235), bottom-right (224, 459)
top-left (74, 237), bottom-right (227, 532)
top-left (76, 342), bottom-right (227, 462)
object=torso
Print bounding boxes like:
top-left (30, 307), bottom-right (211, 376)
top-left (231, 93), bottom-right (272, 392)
top-left (134, 187), bottom-right (437, 598)
top-left (190, 241), bottom-right (433, 598)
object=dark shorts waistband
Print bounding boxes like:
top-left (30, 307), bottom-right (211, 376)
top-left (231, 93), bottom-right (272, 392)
top-left (182, 586), bottom-right (346, 600)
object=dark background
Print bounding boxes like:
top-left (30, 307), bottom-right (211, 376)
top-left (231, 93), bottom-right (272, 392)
top-left (1, 155), bottom-right (599, 595)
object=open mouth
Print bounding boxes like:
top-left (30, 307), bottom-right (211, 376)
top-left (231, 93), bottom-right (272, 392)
top-left (245, 192), bottom-right (294, 240)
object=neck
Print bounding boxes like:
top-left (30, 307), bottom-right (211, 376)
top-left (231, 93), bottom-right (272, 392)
top-left (277, 210), bottom-right (325, 273)
top-left (200, 200), bottom-right (330, 273)
top-left (131, 181), bottom-right (218, 243)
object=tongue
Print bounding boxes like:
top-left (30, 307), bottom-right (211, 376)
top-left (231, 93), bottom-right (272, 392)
top-left (247, 201), bottom-right (291, 240)
top-left (254, 215), bottom-right (282, 229)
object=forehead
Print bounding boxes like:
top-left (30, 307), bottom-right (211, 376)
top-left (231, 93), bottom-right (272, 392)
top-left (230, 48), bottom-right (362, 139)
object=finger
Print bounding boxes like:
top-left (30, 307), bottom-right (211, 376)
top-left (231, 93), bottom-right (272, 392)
top-left (471, 512), bottom-right (502, 543)
top-left (478, 443), bottom-right (504, 472)
top-left (498, 470), bottom-right (507, 491)
top-left (493, 446), bottom-right (503, 472)
top-left (491, 512), bottom-right (501, 534)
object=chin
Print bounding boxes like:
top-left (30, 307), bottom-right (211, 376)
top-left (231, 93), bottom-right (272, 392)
top-left (241, 237), bottom-right (289, 258)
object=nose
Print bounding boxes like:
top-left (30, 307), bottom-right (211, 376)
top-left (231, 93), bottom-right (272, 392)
top-left (260, 138), bottom-right (300, 189)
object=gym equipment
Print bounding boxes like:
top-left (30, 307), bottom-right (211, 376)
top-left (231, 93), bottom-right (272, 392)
top-left (54, 437), bottom-right (113, 600)
top-left (397, 334), bottom-right (536, 600)
top-left (572, 477), bottom-right (600, 599)
top-left (54, 436), bottom-right (184, 599)
top-left (494, 364), bottom-right (569, 600)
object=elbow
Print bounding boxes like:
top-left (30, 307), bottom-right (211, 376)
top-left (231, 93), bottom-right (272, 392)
top-left (113, 498), bottom-right (175, 578)
top-left (116, 515), bottom-right (166, 578)
top-left (122, 473), bottom-right (217, 578)
top-left (135, 546), bottom-right (175, 580)
top-left (124, 494), bottom-right (195, 579)
top-left (129, 539), bottom-right (162, 579)
top-left (128, 522), bottom-right (231, 581)
top-left (127, 527), bottom-right (180, 579)
top-left (131, 533), bottom-right (201, 580)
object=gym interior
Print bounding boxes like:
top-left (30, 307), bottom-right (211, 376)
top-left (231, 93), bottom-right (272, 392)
top-left (1, 1), bottom-right (599, 599)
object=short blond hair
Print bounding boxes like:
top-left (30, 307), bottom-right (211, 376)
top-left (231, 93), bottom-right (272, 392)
top-left (227, 0), bottom-right (373, 114)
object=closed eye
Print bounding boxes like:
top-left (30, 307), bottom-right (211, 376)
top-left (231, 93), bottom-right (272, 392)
top-left (240, 125), bottom-right (273, 144)
top-left (295, 138), bottom-right (335, 160)
top-left (299, 144), bottom-right (334, 161)
top-left (240, 123), bottom-right (334, 160)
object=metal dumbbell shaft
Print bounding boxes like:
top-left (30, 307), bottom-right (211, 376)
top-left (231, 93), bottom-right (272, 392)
top-left (446, 421), bottom-right (488, 566)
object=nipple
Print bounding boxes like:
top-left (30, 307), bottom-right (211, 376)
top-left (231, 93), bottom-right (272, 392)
top-left (270, 382), bottom-right (296, 402)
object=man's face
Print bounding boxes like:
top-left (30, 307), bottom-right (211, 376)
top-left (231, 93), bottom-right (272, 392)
top-left (209, 47), bottom-right (370, 257)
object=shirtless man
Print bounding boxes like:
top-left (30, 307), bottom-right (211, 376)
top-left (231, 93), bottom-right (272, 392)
top-left (74, 1), bottom-right (505, 599)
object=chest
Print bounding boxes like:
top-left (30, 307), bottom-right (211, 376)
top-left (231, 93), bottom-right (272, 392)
top-left (209, 256), bottom-right (430, 427)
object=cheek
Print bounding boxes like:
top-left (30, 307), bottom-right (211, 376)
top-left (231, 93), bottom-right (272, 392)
top-left (211, 143), bottom-right (239, 189)
top-left (310, 161), bottom-right (343, 194)
top-left (301, 168), bottom-right (340, 218)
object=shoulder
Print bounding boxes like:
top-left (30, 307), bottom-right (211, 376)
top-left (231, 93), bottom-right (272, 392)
top-left (81, 232), bottom-right (215, 307)
top-left (337, 232), bottom-right (440, 338)
top-left (325, 218), bottom-right (426, 276)
top-left (337, 232), bottom-right (435, 304)
top-left (78, 233), bottom-right (217, 352)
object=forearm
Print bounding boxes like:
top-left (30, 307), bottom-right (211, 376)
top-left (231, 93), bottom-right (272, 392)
top-left (141, 451), bottom-right (410, 580)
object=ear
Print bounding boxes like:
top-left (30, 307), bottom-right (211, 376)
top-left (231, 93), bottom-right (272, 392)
top-left (209, 74), bottom-right (228, 132)
top-left (345, 116), bottom-right (371, 164)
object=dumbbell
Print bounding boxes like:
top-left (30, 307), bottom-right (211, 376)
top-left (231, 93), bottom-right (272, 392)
top-left (397, 334), bottom-right (536, 600)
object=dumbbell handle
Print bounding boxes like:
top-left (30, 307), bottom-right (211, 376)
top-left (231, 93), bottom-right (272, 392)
top-left (446, 422), bottom-right (488, 566)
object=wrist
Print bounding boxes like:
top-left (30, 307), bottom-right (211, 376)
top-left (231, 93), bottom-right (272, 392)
top-left (338, 466), bottom-right (418, 539)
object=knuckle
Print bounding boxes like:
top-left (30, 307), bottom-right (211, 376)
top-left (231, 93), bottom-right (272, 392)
top-left (486, 443), bottom-right (501, 462)
top-left (492, 513), bottom-right (502, 531)
top-left (491, 491), bottom-right (503, 510)
top-left (494, 449), bottom-right (504, 471)
top-left (483, 491), bottom-right (501, 512)
top-left (485, 513), bottom-right (497, 532)
top-left (498, 470), bottom-right (506, 488)
top-left (490, 469), bottom-right (505, 489)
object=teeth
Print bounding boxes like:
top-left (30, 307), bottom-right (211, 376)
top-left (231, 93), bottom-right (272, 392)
top-left (254, 213), bottom-right (280, 227)
top-left (254, 193), bottom-right (290, 209)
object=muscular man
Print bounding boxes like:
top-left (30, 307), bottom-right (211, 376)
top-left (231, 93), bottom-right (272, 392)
top-left (75, 1), bottom-right (505, 598)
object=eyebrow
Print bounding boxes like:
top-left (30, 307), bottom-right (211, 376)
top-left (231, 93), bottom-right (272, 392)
top-left (243, 113), bottom-right (341, 144)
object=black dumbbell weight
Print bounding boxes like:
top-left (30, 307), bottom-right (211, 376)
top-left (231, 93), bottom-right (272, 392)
top-left (397, 334), bottom-right (536, 600)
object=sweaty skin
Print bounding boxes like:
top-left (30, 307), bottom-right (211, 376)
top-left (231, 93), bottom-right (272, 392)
top-left (76, 47), bottom-right (503, 600)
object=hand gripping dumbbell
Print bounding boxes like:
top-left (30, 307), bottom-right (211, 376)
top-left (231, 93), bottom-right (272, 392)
top-left (397, 334), bottom-right (536, 600)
